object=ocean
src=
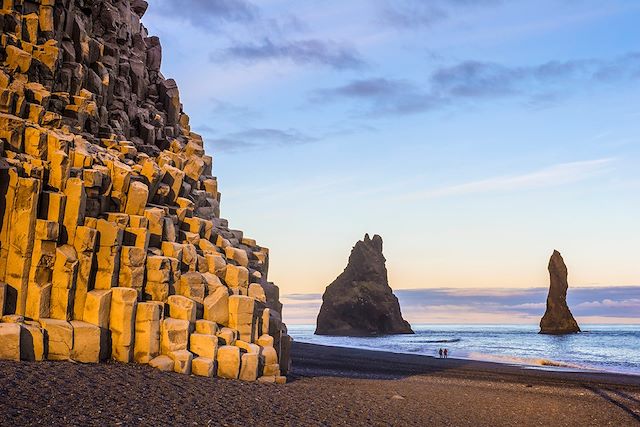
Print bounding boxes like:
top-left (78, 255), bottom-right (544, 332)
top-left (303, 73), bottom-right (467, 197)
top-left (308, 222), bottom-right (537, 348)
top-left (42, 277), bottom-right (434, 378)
top-left (287, 324), bottom-right (640, 375)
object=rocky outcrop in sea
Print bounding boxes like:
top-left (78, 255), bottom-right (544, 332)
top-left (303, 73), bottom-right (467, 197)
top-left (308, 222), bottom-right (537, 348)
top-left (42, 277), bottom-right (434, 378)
top-left (540, 250), bottom-right (581, 335)
top-left (316, 234), bottom-right (413, 336)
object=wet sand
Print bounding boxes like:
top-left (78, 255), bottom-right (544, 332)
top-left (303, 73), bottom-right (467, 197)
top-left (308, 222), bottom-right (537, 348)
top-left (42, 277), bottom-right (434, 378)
top-left (1, 341), bottom-right (639, 426)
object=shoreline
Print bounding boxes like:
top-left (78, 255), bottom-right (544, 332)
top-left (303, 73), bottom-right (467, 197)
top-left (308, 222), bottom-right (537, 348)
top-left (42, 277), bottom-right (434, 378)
top-left (1, 341), bottom-right (639, 425)
top-left (291, 341), bottom-right (640, 388)
top-left (287, 323), bottom-right (640, 377)
top-left (303, 342), bottom-right (640, 377)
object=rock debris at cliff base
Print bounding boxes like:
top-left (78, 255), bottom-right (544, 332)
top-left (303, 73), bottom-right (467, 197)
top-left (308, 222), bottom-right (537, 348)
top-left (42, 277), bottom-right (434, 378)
top-left (0, 0), bottom-right (290, 383)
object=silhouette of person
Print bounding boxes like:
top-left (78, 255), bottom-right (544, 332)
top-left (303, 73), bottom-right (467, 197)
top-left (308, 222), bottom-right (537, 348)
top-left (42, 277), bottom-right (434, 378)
top-left (439, 348), bottom-right (443, 358)
top-left (444, 348), bottom-right (448, 358)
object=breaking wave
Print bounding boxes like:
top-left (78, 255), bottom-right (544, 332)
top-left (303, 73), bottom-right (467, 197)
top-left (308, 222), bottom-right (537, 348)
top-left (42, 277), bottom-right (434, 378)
top-left (464, 352), bottom-right (589, 370)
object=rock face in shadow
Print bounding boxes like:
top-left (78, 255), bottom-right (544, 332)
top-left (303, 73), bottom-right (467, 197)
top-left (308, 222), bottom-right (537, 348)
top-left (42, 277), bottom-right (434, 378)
top-left (540, 250), bottom-right (581, 334)
top-left (315, 234), bottom-right (413, 336)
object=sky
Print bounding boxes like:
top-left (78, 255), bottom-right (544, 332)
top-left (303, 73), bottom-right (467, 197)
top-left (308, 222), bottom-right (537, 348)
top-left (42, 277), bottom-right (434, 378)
top-left (283, 286), bottom-right (640, 324)
top-left (143, 1), bottom-right (640, 323)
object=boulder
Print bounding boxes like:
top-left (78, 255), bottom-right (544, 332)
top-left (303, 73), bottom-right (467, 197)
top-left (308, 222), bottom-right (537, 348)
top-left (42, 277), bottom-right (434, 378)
top-left (191, 356), bottom-right (214, 377)
top-left (70, 320), bottom-right (104, 363)
top-left (83, 290), bottom-right (112, 328)
top-left (216, 345), bottom-right (240, 379)
top-left (248, 283), bottom-right (266, 303)
top-left (216, 327), bottom-right (236, 346)
top-left (25, 283), bottom-right (52, 320)
top-left (262, 346), bottom-right (278, 366)
top-left (167, 295), bottom-right (196, 323)
top-left (20, 322), bottom-right (45, 362)
top-left (204, 286), bottom-right (229, 325)
top-left (315, 234), bottom-right (413, 336)
top-left (239, 352), bottom-right (259, 381)
top-left (0, 323), bottom-right (21, 360)
top-left (134, 302), bottom-right (162, 363)
top-left (169, 349), bottom-right (192, 374)
top-left (109, 288), bottom-right (138, 362)
top-left (189, 333), bottom-right (218, 359)
top-left (40, 318), bottom-right (73, 360)
top-left (257, 334), bottom-right (273, 348)
top-left (224, 265), bottom-right (248, 290)
top-left (195, 319), bottom-right (218, 335)
top-left (149, 355), bottom-right (174, 372)
top-left (176, 272), bottom-right (205, 304)
top-left (160, 318), bottom-right (189, 354)
top-left (228, 295), bottom-right (255, 342)
top-left (264, 363), bottom-right (280, 377)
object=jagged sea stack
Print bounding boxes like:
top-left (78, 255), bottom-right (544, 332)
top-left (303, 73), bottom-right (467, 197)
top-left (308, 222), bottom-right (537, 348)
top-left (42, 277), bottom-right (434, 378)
top-left (539, 250), bottom-right (581, 334)
top-left (315, 234), bottom-right (413, 336)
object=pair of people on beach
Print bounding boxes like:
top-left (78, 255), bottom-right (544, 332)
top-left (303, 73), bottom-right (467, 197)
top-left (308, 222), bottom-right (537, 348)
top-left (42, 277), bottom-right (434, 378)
top-left (438, 348), bottom-right (449, 359)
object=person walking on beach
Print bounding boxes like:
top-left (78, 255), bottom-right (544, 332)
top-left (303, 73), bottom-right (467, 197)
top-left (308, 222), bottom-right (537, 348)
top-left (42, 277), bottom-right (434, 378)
top-left (439, 348), bottom-right (443, 358)
top-left (444, 348), bottom-right (448, 358)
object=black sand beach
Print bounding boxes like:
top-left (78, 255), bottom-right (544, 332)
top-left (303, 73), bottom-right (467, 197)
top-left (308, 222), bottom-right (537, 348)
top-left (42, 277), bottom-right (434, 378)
top-left (1, 341), bottom-right (639, 426)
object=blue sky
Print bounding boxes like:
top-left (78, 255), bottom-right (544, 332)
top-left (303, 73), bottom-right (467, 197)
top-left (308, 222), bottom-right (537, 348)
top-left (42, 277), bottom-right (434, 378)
top-left (143, 1), bottom-right (640, 307)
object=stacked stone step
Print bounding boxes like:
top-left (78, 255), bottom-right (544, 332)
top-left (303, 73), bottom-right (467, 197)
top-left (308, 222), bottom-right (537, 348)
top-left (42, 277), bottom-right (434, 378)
top-left (0, 0), bottom-right (291, 382)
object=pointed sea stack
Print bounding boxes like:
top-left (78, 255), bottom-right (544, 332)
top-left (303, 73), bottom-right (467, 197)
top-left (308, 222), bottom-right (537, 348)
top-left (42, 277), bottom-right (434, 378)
top-left (315, 234), bottom-right (413, 336)
top-left (539, 250), bottom-right (581, 334)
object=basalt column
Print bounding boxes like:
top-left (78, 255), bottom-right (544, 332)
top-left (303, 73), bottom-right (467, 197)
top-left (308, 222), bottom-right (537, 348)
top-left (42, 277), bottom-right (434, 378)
top-left (0, 0), bottom-right (290, 382)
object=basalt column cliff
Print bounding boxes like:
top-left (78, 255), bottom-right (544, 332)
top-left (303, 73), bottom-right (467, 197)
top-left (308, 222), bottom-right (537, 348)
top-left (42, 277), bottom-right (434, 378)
top-left (316, 234), bottom-right (413, 336)
top-left (540, 250), bottom-right (581, 335)
top-left (0, 0), bottom-right (290, 382)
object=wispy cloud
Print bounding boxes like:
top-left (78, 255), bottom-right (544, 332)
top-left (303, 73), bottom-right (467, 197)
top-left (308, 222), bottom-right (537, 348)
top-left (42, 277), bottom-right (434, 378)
top-left (206, 98), bottom-right (263, 122)
top-left (576, 298), bottom-right (640, 311)
top-left (313, 52), bottom-right (640, 116)
top-left (209, 127), bottom-right (318, 153)
top-left (151, 0), bottom-right (259, 27)
top-left (377, 0), bottom-right (503, 30)
top-left (430, 54), bottom-right (640, 98)
top-left (219, 38), bottom-right (366, 70)
top-left (396, 158), bottom-right (614, 201)
top-left (150, 0), bottom-right (361, 71)
top-left (311, 78), bottom-right (444, 115)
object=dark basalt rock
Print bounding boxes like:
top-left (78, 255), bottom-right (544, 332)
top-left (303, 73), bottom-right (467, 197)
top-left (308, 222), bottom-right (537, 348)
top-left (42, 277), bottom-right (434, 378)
top-left (315, 234), bottom-right (414, 336)
top-left (540, 250), bottom-right (581, 334)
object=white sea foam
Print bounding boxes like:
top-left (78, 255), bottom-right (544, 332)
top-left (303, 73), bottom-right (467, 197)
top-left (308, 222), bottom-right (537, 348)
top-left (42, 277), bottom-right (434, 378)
top-left (462, 352), bottom-right (590, 371)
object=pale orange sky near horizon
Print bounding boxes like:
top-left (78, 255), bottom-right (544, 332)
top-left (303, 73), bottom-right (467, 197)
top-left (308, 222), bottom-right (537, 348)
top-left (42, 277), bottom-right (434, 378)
top-left (260, 230), bottom-right (640, 296)
top-left (279, 294), bottom-right (640, 326)
top-left (278, 285), bottom-right (640, 325)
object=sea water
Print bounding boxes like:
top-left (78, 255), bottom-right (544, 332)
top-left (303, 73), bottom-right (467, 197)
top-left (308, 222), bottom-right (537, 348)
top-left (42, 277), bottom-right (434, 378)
top-left (287, 324), bottom-right (640, 375)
